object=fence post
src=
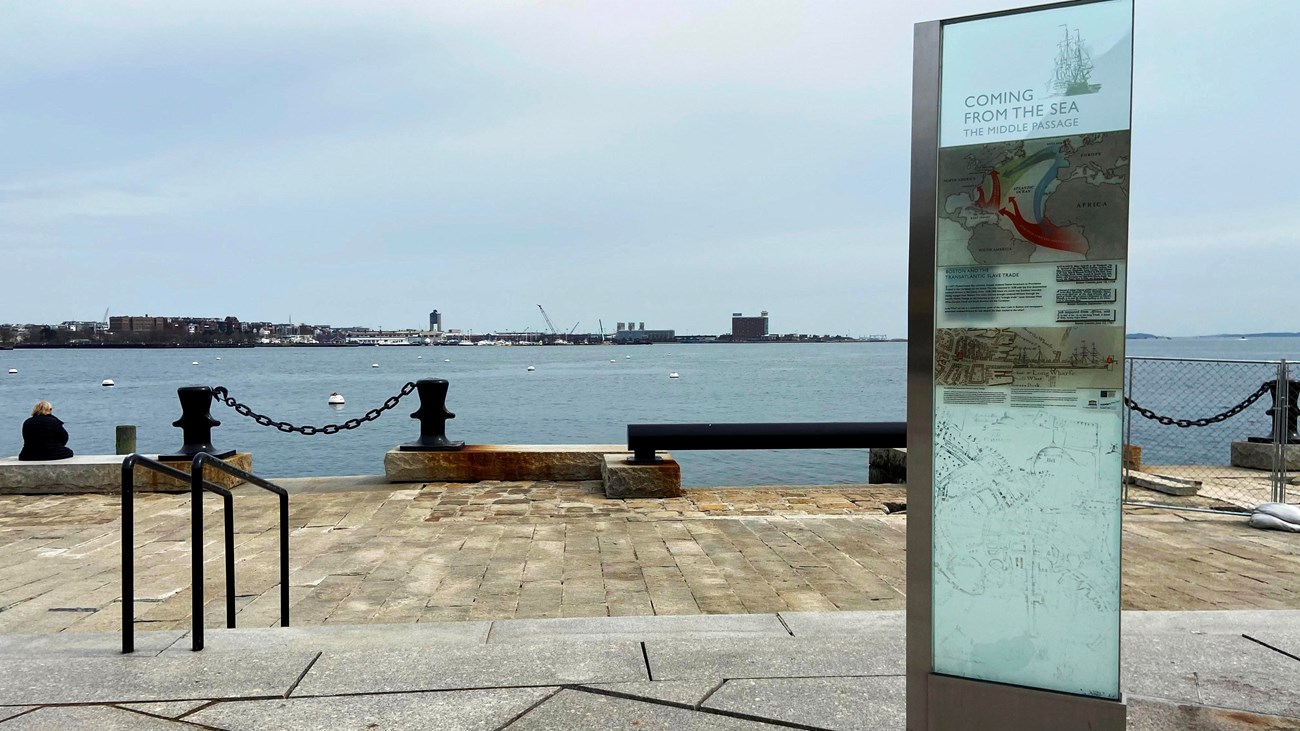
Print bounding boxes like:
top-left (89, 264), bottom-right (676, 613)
top-left (1276, 362), bottom-right (1289, 503)
top-left (1123, 357), bottom-right (1135, 504)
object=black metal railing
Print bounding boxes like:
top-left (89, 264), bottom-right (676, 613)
top-left (191, 453), bottom-right (289, 651)
top-left (121, 455), bottom-right (235, 655)
top-left (626, 421), bottom-right (907, 463)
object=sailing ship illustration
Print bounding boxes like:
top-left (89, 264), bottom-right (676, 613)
top-left (1050, 25), bottom-right (1101, 96)
top-left (1009, 341), bottom-right (1113, 370)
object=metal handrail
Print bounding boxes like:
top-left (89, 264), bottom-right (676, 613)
top-left (121, 454), bottom-right (234, 655)
top-left (627, 421), bottom-right (907, 463)
top-left (191, 453), bottom-right (290, 651)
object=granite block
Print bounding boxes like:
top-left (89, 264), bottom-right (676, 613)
top-left (1126, 696), bottom-right (1300, 731)
top-left (0, 630), bottom-right (184, 657)
top-left (1231, 441), bottom-right (1300, 471)
top-left (0, 453), bottom-right (250, 494)
top-left (1122, 634), bottom-right (1300, 718)
top-left (510, 689), bottom-right (787, 730)
top-left (704, 676), bottom-right (906, 731)
top-left (162, 621), bottom-right (490, 654)
top-left (1123, 609), bottom-right (1300, 637)
top-left (150, 452), bottom-right (251, 491)
top-left (1244, 630), bottom-right (1300, 659)
top-left (577, 681), bottom-right (721, 708)
top-left (488, 613), bottom-right (786, 644)
top-left (0, 707), bottom-right (34, 722)
top-left (0, 706), bottom-right (192, 729)
top-left (385, 445), bottom-right (626, 482)
top-left (188, 687), bottom-right (555, 731)
top-left (294, 641), bottom-right (646, 696)
top-left (645, 636), bottom-right (904, 681)
top-left (117, 700), bottom-right (210, 719)
top-left (0, 651), bottom-right (317, 705)
top-left (777, 610), bottom-right (904, 638)
top-left (601, 454), bottom-right (682, 498)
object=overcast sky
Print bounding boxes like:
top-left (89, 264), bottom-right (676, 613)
top-left (2, 1), bottom-right (1295, 337)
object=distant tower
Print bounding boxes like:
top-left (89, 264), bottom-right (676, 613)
top-left (429, 310), bottom-right (442, 332)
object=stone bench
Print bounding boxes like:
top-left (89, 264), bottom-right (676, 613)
top-left (0, 453), bottom-right (252, 494)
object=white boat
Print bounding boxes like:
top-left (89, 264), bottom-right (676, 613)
top-left (328, 393), bottom-right (345, 405)
top-left (102, 379), bottom-right (115, 387)
top-left (7, 368), bottom-right (17, 374)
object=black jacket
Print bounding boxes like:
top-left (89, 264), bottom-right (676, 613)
top-left (19, 414), bottom-right (74, 461)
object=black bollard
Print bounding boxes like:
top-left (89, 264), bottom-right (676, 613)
top-left (398, 379), bottom-right (465, 451)
top-left (1248, 379), bottom-right (1300, 445)
top-left (161, 386), bottom-right (236, 460)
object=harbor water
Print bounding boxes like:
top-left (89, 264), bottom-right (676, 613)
top-left (1, 339), bottom-right (1296, 486)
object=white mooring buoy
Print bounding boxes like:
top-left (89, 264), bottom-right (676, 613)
top-left (328, 393), bottom-right (345, 405)
top-left (444, 359), bottom-right (450, 362)
top-left (7, 369), bottom-right (17, 375)
top-left (417, 355), bottom-right (423, 359)
top-left (191, 361), bottom-right (199, 365)
top-left (669, 372), bottom-right (680, 379)
top-left (216, 356), bottom-right (222, 360)
top-left (371, 363), bottom-right (380, 368)
top-left (527, 365), bottom-right (536, 371)
top-left (102, 379), bottom-right (115, 387)
top-left (625, 355), bottom-right (631, 359)
top-left (610, 359), bottom-right (616, 363)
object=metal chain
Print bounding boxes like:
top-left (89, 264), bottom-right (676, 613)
top-left (1124, 380), bottom-right (1272, 428)
top-left (211, 382), bottom-right (417, 435)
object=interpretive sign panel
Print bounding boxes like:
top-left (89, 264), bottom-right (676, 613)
top-left (930, 0), bottom-right (1132, 701)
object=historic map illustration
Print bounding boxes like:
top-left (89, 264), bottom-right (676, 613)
top-left (938, 131), bottom-right (1129, 267)
top-left (932, 404), bottom-right (1121, 697)
top-left (935, 326), bottom-right (1123, 389)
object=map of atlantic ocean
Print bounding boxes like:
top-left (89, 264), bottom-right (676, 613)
top-left (938, 131), bottom-right (1129, 267)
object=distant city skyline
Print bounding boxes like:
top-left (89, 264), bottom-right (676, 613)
top-left (2, 1), bottom-right (1297, 337)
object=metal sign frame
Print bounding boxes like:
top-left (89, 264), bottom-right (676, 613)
top-left (907, 1), bottom-right (1131, 727)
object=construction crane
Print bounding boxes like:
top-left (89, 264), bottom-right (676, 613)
top-left (568, 322), bottom-right (580, 336)
top-left (537, 305), bottom-right (559, 336)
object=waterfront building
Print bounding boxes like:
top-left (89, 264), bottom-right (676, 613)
top-left (731, 311), bottom-right (769, 340)
top-left (429, 310), bottom-right (442, 332)
top-left (108, 315), bottom-right (167, 333)
top-left (612, 323), bottom-right (675, 343)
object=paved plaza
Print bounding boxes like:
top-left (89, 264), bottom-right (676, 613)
top-left (1, 610), bottom-right (1299, 729)
top-left (0, 479), bottom-right (1298, 728)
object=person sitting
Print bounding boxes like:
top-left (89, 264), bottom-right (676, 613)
top-left (19, 401), bottom-right (74, 461)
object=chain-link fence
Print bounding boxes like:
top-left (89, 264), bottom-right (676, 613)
top-left (1124, 357), bottom-right (1295, 513)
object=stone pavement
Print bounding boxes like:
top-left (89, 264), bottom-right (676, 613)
top-left (1, 480), bottom-right (1298, 635)
top-left (2, 479), bottom-right (1300, 728)
top-left (2, 610), bottom-right (1299, 729)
